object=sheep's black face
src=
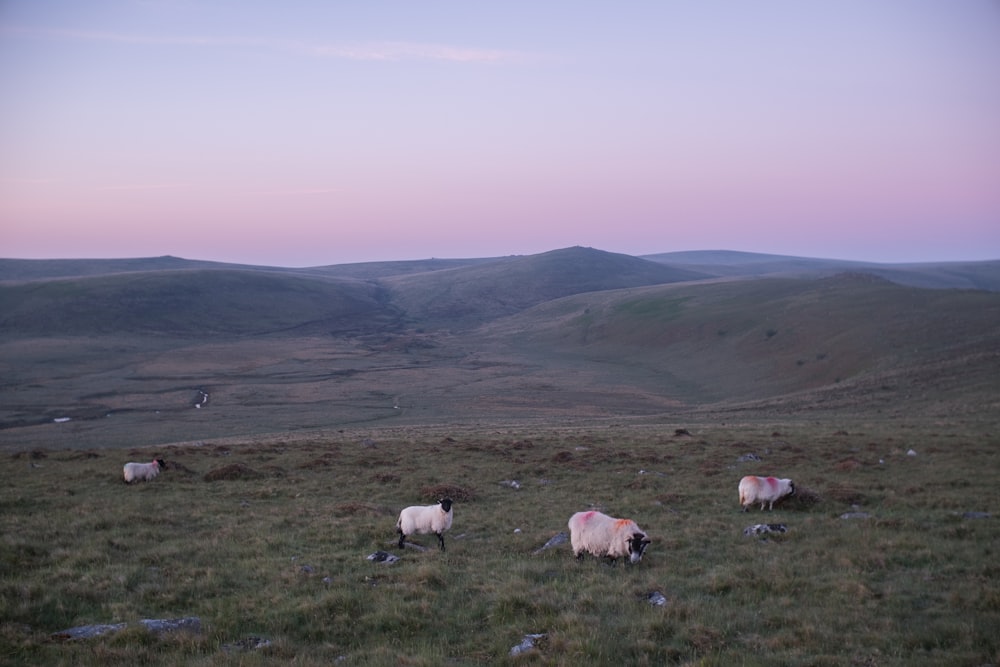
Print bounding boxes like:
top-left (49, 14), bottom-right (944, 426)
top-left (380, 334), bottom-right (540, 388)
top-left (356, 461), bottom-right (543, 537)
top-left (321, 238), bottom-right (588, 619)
top-left (787, 481), bottom-right (796, 497)
top-left (628, 532), bottom-right (650, 563)
top-left (155, 458), bottom-right (166, 468)
top-left (439, 498), bottom-right (453, 512)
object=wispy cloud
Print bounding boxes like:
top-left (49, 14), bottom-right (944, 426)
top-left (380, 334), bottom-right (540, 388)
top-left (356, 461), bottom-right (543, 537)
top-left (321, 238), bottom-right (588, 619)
top-left (308, 41), bottom-right (522, 63)
top-left (96, 182), bottom-right (191, 192)
top-left (1, 24), bottom-right (527, 63)
top-left (249, 188), bottom-right (341, 197)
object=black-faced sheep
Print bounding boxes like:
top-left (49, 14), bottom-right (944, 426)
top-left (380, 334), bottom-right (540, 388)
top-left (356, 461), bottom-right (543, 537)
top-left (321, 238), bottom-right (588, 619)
top-left (396, 498), bottom-right (453, 551)
top-left (123, 458), bottom-right (165, 484)
top-left (567, 510), bottom-right (650, 564)
top-left (738, 475), bottom-right (795, 511)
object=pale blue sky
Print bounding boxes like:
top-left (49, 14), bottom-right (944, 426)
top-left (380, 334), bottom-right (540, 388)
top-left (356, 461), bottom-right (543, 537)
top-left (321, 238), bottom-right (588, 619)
top-left (2, 1), bottom-right (998, 266)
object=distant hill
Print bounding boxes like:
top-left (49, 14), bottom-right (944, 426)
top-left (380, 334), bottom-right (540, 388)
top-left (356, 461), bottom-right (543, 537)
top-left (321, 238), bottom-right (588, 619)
top-left (383, 246), bottom-right (710, 329)
top-left (0, 256), bottom-right (269, 282)
top-left (5, 248), bottom-right (998, 290)
top-left (0, 269), bottom-right (400, 337)
top-left (643, 250), bottom-right (1000, 290)
top-left (2, 247), bottom-right (999, 447)
top-left (302, 257), bottom-right (499, 280)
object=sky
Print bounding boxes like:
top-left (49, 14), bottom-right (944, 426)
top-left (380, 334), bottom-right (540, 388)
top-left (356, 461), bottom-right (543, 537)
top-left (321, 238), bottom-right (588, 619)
top-left (2, 1), bottom-right (999, 267)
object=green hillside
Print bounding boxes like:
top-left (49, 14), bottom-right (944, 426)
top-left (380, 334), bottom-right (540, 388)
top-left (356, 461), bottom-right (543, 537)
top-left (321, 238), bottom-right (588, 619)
top-left (385, 246), bottom-right (708, 329)
top-left (482, 273), bottom-right (1000, 407)
top-left (0, 269), bottom-right (400, 337)
top-left (1, 249), bottom-right (998, 450)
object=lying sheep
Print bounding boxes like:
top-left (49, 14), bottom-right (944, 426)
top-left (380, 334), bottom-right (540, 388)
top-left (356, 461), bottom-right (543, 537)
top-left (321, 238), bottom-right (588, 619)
top-left (396, 498), bottom-right (453, 551)
top-left (739, 475), bottom-right (795, 511)
top-left (123, 458), bottom-right (165, 484)
top-left (567, 510), bottom-right (650, 564)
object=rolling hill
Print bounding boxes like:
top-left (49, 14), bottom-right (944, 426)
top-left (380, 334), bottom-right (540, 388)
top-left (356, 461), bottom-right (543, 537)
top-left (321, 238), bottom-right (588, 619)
top-left (643, 250), bottom-right (1000, 290)
top-left (383, 246), bottom-right (709, 329)
top-left (0, 269), bottom-right (401, 337)
top-left (478, 272), bottom-right (1000, 409)
top-left (1, 246), bottom-right (998, 449)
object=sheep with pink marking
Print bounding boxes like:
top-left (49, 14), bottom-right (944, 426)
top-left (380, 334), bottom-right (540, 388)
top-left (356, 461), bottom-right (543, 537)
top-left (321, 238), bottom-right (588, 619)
top-left (567, 510), bottom-right (651, 564)
top-left (123, 458), bottom-right (165, 484)
top-left (738, 475), bottom-right (795, 511)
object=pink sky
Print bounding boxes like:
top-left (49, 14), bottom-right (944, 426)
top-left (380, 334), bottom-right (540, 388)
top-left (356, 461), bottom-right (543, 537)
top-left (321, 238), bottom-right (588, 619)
top-left (2, 1), bottom-right (999, 266)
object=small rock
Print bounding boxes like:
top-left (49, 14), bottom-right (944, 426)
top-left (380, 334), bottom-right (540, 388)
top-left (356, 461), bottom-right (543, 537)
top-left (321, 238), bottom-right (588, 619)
top-left (300, 565), bottom-right (315, 574)
top-left (513, 528), bottom-right (522, 533)
top-left (53, 617), bottom-right (202, 641)
top-left (840, 512), bottom-right (871, 520)
top-left (743, 523), bottom-right (788, 537)
top-left (139, 617), bottom-right (201, 635)
top-left (509, 633), bottom-right (546, 656)
top-left (367, 550), bottom-right (400, 564)
top-left (52, 622), bottom-right (127, 641)
top-left (962, 511), bottom-right (991, 520)
top-left (647, 591), bottom-right (667, 606)
top-left (532, 532), bottom-right (569, 555)
top-left (222, 636), bottom-right (272, 653)
top-left (501, 479), bottom-right (521, 490)
top-left (907, 449), bottom-right (917, 457)
top-left (738, 453), bottom-right (762, 463)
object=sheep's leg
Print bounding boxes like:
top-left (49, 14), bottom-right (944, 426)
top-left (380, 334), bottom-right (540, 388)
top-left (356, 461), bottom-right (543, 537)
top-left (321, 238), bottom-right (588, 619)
top-left (436, 532), bottom-right (445, 551)
top-left (397, 530), bottom-right (405, 549)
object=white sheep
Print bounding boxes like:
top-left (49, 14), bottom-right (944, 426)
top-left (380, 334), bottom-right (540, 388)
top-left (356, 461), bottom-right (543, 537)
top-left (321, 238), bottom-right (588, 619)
top-left (123, 458), bottom-right (165, 484)
top-left (396, 498), bottom-right (453, 551)
top-left (567, 510), bottom-right (651, 564)
top-left (738, 475), bottom-right (795, 511)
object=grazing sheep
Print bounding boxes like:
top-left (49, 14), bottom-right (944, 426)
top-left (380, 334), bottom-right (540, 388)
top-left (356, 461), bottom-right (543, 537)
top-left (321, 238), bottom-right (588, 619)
top-left (123, 458), bottom-right (165, 484)
top-left (567, 510), bottom-right (650, 564)
top-left (739, 475), bottom-right (795, 511)
top-left (396, 498), bottom-right (453, 551)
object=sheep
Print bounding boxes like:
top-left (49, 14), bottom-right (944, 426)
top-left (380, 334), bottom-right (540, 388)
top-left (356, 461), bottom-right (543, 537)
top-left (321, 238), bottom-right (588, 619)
top-left (396, 498), bottom-right (453, 551)
top-left (567, 510), bottom-right (651, 564)
top-left (738, 475), bottom-right (795, 511)
top-left (123, 458), bottom-right (165, 484)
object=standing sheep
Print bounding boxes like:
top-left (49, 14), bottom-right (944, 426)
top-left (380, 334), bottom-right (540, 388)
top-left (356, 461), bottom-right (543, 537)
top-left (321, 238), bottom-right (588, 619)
top-left (567, 510), bottom-right (651, 564)
top-left (123, 458), bottom-right (165, 484)
top-left (738, 475), bottom-right (795, 511)
top-left (396, 498), bottom-right (453, 551)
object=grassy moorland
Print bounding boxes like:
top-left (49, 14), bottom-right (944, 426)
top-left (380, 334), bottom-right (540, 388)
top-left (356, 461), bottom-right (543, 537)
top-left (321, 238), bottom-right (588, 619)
top-left (1, 418), bottom-right (999, 666)
top-left (1, 249), bottom-right (999, 664)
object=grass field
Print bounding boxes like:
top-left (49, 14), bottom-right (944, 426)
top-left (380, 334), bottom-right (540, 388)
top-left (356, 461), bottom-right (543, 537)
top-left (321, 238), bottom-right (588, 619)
top-left (2, 417), bottom-right (998, 666)
top-left (2, 253), bottom-right (999, 664)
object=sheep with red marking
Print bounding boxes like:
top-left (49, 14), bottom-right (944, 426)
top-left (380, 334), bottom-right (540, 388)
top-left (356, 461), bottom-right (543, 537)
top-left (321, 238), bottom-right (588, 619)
top-left (396, 498), bottom-right (453, 551)
top-left (739, 475), bottom-right (795, 511)
top-left (567, 510), bottom-right (651, 564)
top-left (123, 458), bottom-right (165, 484)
